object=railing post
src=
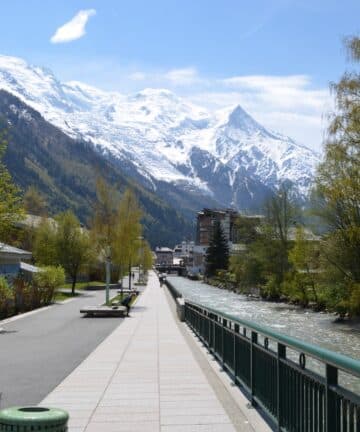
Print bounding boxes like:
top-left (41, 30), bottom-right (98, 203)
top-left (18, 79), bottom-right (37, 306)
top-left (208, 312), bottom-right (212, 353)
top-left (325, 364), bottom-right (338, 432)
top-left (250, 331), bottom-right (258, 405)
top-left (277, 343), bottom-right (286, 431)
top-left (222, 318), bottom-right (227, 369)
top-left (212, 315), bottom-right (216, 358)
top-left (233, 323), bottom-right (239, 384)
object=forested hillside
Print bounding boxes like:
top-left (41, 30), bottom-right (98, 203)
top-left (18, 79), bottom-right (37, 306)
top-left (0, 90), bottom-right (193, 246)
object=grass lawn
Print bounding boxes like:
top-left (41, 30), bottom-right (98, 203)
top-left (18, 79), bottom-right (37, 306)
top-left (53, 291), bottom-right (80, 302)
top-left (104, 292), bottom-right (138, 306)
top-left (60, 281), bottom-right (104, 290)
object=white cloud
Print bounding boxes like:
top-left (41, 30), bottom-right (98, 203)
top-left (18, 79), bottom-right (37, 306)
top-left (50, 9), bottom-right (96, 44)
top-left (163, 68), bottom-right (202, 86)
top-left (129, 72), bottom-right (147, 81)
top-left (223, 74), bottom-right (311, 90)
top-left (126, 67), bottom-right (205, 87)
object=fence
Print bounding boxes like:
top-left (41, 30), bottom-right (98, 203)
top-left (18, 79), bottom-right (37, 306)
top-left (184, 300), bottom-right (360, 432)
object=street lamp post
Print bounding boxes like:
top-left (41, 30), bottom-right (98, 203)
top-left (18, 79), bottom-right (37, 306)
top-left (138, 236), bottom-right (144, 283)
top-left (105, 246), bottom-right (111, 305)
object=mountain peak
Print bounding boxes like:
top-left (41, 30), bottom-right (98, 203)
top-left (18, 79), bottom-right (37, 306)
top-left (227, 104), bottom-right (266, 135)
top-left (0, 53), bottom-right (320, 208)
top-left (132, 88), bottom-right (179, 101)
top-left (0, 54), bottom-right (28, 69)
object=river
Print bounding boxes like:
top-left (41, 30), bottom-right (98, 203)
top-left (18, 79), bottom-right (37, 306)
top-left (167, 275), bottom-right (360, 391)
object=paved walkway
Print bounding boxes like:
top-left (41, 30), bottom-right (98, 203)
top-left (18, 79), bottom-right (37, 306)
top-left (41, 272), bottom-right (263, 432)
top-left (0, 286), bottom-right (121, 408)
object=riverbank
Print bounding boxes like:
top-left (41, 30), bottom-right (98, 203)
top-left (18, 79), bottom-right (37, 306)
top-left (167, 275), bottom-right (360, 361)
top-left (202, 275), bottom-right (360, 322)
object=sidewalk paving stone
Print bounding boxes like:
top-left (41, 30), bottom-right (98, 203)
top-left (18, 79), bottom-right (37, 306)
top-left (41, 271), bottom-right (264, 431)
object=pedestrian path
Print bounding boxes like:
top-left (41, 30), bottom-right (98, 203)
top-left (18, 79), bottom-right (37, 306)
top-left (41, 272), bottom-right (252, 431)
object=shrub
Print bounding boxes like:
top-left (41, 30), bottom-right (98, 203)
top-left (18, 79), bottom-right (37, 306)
top-left (12, 277), bottom-right (33, 312)
top-left (349, 284), bottom-right (360, 316)
top-left (0, 277), bottom-right (13, 318)
top-left (261, 275), bottom-right (282, 300)
top-left (33, 266), bottom-right (65, 304)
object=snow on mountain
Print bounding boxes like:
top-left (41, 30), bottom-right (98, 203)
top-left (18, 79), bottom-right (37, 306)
top-left (0, 54), bottom-right (321, 209)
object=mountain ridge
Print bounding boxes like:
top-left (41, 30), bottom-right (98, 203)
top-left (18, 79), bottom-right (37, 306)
top-left (0, 54), bottom-right (321, 211)
top-left (0, 89), bottom-right (194, 247)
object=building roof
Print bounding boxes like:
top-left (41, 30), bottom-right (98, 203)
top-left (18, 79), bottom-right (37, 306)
top-left (288, 227), bottom-right (321, 241)
top-left (155, 247), bottom-right (173, 253)
top-left (20, 261), bottom-right (40, 273)
top-left (0, 243), bottom-right (32, 260)
top-left (198, 208), bottom-right (238, 216)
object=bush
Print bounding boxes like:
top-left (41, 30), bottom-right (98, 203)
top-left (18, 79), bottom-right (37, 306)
top-left (33, 266), bottom-right (65, 304)
top-left (12, 277), bottom-right (33, 312)
top-left (349, 284), bottom-right (360, 316)
top-left (261, 275), bottom-right (282, 300)
top-left (0, 277), bottom-right (13, 318)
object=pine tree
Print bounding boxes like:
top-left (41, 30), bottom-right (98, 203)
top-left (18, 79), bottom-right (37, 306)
top-left (205, 220), bottom-right (229, 277)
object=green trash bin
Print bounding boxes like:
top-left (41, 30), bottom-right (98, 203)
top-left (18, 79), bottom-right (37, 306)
top-left (0, 406), bottom-right (69, 431)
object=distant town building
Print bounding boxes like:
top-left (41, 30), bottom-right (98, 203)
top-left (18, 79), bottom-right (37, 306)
top-left (0, 243), bottom-right (39, 282)
top-left (174, 241), bottom-right (195, 258)
top-left (196, 208), bottom-right (239, 247)
top-left (191, 209), bottom-right (266, 275)
top-left (155, 247), bottom-right (174, 266)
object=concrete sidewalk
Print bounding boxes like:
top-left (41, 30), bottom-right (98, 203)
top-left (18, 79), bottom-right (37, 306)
top-left (41, 272), bottom-right (267, 431)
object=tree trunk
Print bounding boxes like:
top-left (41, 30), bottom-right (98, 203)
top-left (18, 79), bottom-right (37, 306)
top-left (129, 261), bottom-right (132, 291)
top-left (71, 275), bottom-right (77, 296)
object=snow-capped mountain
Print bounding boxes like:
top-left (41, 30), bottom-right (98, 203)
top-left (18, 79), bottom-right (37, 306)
top-left (0, 55), bottom-right (321, 210)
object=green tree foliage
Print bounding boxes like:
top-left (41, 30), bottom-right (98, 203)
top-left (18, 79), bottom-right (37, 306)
top-left (113, 188), bottom-right (143, 282)
top-left (0, 276), bottom-right (12, 318)
top-left (229, 250), bottom-right (263, 292)
top-left (229, 215), bottom-right (264, 292)
top-left (33, 218), bottom-right (57, 266)
top-left (91, 177), bottom-right (119, 254)
top-left (91, 177), bottom-right (122, 284)
top-left (0, 128), bottom-right (23, 241)
top-left (285, 226), bottom-right (320, 306)
top-left (233, 215), bottom-right (259, 244)
top-left (141, 241), bottom-right (154, 272)
top-left (33, 266), bottom-right (65, 304)
top-left (34, 212), bottom-right (93, 294)
top-left (314, 36), bottom-right (360, 315)
top-left (255, 187), bottom-right (296, 298)
top-left (205, 220), bottom-right (229, 277)
top-left (55, 211), bottom-right (94, 294)
top-left (24, 186), bottom-right (47, 216)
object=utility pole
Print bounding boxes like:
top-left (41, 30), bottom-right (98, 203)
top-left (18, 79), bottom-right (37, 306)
top-left (105, 246), bottom-right (111, 305)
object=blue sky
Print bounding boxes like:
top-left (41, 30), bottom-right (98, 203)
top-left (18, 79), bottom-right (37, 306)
top-left (1, 0), bottom-right (359, 150)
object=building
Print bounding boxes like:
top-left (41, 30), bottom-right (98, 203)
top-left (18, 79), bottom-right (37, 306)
top-left (0, 243), bottom-right (39, 282)
top-left (191, 209), bottom-right (265, 275)
top-left (189, 245), bottom-right (207, 275)
top-left (173, 241), bottom-right (196, 273)
top-left (155, 247), bottom-right (174, 266)
top-left (174, 241), bottom-right (195, 258)
top-left (196, 208), bottom-right (239, 247)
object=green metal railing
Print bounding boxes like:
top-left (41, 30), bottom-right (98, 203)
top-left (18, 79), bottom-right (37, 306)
top-left (184, 300), bottom-right (360, 432)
